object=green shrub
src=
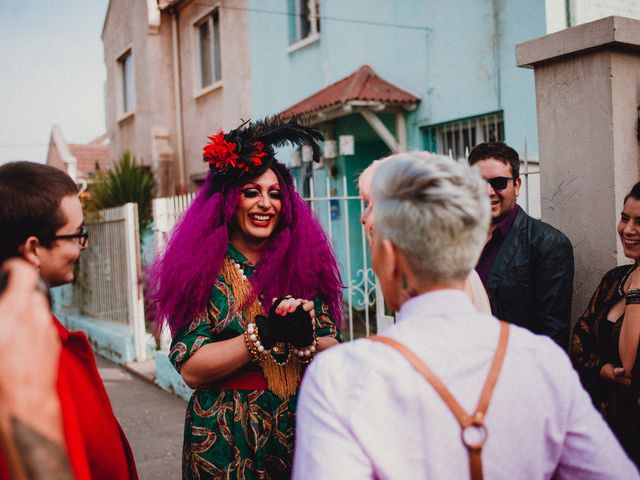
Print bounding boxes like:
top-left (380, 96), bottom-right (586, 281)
top-left (87, 151), bottom-right (156, 234)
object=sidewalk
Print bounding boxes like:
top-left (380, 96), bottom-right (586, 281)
top-left (96, 354), bottom-right (187, 479)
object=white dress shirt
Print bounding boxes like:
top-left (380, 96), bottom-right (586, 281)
top-left (293, 290), bottom-right (638, 480)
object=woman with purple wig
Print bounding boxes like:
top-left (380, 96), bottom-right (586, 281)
top-left (147, 117), bottom-right (343, 479)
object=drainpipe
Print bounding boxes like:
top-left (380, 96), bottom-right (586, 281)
top-left (171, 9), bottom-right (186, 193)
top-left (492, 0), bottom-right (502, 110)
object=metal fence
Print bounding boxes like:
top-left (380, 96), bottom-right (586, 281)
top-left (73, 203), bottom-right (147, 360)
top-left (301, 175), bottom-right (393, 339)
top-left (152, 192), bottom-right (196, 252)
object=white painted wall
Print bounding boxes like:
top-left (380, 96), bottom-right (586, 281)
top-left (546, 0), bottom-right (640, 33)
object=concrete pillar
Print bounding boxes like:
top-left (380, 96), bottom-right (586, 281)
top-left (516, 16), bottom-right (640, 322)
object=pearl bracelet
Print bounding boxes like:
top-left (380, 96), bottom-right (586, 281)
top-left (244, 322), bottom-right (270, 361)
top-left (244, 319), bottom-right (319, 364)
top-left (292, 336), bottom-right (318, 364)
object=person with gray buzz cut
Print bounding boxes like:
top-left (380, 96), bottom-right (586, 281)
top-left (293, 153), bottom-right (637, 480)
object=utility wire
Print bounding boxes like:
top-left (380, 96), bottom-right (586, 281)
top-left (187, 3), bottom-right (432, 32)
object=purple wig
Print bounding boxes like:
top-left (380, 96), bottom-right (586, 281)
top-left (146, 163), bottom-right (344, 336)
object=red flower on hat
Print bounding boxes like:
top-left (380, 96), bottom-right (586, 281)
top-left (203, 131), bottom-right (239, 169)
top-left (248, 141), bottom-right (268, 168)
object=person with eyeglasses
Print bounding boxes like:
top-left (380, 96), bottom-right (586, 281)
top-left (468, 142), bottom-right (574, 350)
top-left (0, 161), bottom-right (138, 479)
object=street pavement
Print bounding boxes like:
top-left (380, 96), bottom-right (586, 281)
top-left (96, 355), bottom-right (187, 479)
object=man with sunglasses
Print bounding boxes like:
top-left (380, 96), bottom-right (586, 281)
top-left (468, 142), bottom-right (574, 350)
top-left (0, 161), bottom-right (138, 479)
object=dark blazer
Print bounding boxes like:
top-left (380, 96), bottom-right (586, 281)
top-left (485, 208), bottom-right (574, 349)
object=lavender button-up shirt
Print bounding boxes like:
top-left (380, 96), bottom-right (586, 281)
top-left (293, 290), bottom-right (638, 479)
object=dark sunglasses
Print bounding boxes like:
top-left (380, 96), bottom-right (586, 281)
top-left (485, 176), bottom-right (514, 191)
top-left (52, 225), bottom-right (89, 247)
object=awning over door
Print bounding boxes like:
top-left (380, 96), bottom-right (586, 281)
top-left (280, 65), bottom-right (419, 153)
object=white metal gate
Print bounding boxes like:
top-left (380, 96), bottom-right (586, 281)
top-left (74, 203), bottom-right (147, 361)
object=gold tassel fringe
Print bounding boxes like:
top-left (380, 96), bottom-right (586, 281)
top-left (221, 257), bottom-right (302, 400)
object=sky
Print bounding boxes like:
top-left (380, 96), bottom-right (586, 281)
top-left (0, 0), bottom-right (109, 164)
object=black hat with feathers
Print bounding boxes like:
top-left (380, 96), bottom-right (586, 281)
top-left (202, 115), bottom-right (323, 191)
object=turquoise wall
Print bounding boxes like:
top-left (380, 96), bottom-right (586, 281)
top-left (247, 0), bottom-right (546, 156)
top-left (246, 0), bottom-right (547, 322)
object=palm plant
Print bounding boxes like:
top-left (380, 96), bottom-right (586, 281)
top-left (87, 151), bottom-right (156, 234)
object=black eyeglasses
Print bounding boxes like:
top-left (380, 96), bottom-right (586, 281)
top-left (485, 176), bottom-right (515, 191)
top-left (52, 225), bottom-right (89, 247)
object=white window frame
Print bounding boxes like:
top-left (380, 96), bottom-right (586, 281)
top-left (194, 8), bottom-right (222, 96)
top-left (117, 48), bottom-right (135, 120)
top-left (426, 112), bottom-right (504, 160)
top-left (288, 0), bottom-right (320, 53)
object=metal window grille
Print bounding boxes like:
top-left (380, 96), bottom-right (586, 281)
top-left (427, 112), bottom-right (504, 160)
top-left (425, 113), bottom-right (540, 217)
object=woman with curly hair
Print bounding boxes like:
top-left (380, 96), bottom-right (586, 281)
top-left (147, 117), bottom-right (343, 479)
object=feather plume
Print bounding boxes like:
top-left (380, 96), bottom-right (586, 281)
top-left (204, 115), bottom-right (324, 191)
top-left (251, 115), bottom-right (324, 162)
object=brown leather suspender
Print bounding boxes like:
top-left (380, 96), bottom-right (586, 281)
top-left (370, 321), bottom-right (509, 480)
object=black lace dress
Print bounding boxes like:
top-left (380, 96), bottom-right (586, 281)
top-left (571, 264), bottom-right (640, 465)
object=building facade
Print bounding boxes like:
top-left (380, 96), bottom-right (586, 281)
top-left (101, 0), bottom-right (640, 196)
top-left (102, 0), bottom-right (251, 194)
top-left (247, 0), bottom-right (546, 213)
top-left (242, 0), bottom-right (548, 312)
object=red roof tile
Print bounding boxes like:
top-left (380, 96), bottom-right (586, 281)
top-left (69, 144), bottom-right (110, 179)
top-left (281, 65), bottom-right (419, 117)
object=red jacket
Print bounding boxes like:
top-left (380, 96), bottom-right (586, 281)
top-left (1, 316), bottom-right (138, 479)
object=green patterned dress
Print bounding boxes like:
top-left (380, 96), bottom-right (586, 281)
top-left (170, 245), bottom-right (342, 479)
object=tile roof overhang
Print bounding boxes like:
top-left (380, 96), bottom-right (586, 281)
top-left (69, 144), bottom-right (110, 179)
top-left (280, 65), bottom-right (419, 124)
top-left (47, 126), bottom-right (109, 182)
